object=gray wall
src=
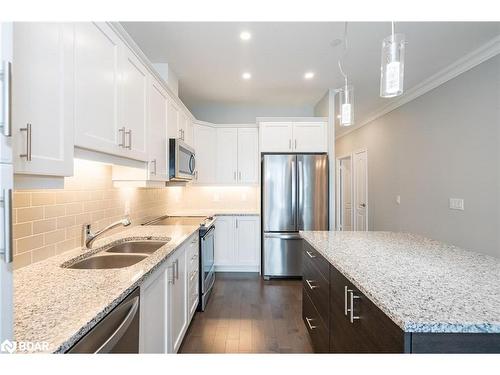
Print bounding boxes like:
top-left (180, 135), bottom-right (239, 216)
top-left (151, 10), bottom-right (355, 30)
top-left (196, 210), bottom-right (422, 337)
top-left (336, 55), bottom-right (500, 258)
top-left (188, 102), bottom-right (314, 124)
top-left (314, 91), bottom-right (329, 117)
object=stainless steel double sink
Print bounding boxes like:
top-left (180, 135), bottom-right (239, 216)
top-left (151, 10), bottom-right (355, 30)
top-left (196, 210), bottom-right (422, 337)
top-left (65, 240), bottom-right (169, 270)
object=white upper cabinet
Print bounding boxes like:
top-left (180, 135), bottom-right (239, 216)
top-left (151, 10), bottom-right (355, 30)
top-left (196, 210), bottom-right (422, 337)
top-left (215, 128), bottom-right (238, 184)
top-left (118, 48), bottom-right (149, 161)
top-left (74, 22), bottom-right (122, 157)
top-left (148, 79), bottom-right (169, 181)
top-left (167, 98), bottom-right (180, 139)
top-left (259, 122), bottom-right (293, 152)
top-left (237, 128), bottom-right (259, 184)
top-left (259, 121), bottom-right (327, 153)
top-left (12, 23), bottom-right (74, 176)
top-left (292, 122), bottom-right (327, 152)
top-left (193, 123), bottom-right (216, 184)
top-left (183, 114), bottom-right (194, 148)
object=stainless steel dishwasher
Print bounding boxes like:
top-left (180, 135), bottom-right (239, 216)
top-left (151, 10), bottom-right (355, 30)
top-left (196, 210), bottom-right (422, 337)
top-left (67, 288), bottom-right (140, 353)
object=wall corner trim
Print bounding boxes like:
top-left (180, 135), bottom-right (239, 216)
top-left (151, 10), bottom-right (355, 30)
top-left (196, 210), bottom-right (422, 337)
top-left (336, 35), bottom-right (500, 140)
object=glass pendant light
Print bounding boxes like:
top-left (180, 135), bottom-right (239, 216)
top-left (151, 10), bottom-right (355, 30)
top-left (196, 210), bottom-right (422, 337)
top-left (337, 22), bottom-right (354, 126)
top-left (380, 22), bottom-right (406, 98)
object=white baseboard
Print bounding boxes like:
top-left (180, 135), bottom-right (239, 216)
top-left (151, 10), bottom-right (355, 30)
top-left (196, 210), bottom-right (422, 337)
top-left (214, 265), bottom-right (260, 272)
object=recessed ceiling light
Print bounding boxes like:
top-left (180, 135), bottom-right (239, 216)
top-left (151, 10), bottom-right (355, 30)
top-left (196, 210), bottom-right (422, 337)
top-left (304, 72), bottom-right (315, 79)
top-left (240, 31), bottom-right (252, 41)
top-left (242, 72), bottom-right (252, 80)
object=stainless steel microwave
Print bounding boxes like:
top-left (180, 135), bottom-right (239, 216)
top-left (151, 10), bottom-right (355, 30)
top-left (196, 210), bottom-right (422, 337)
top-left (169, 138), bottom-right (196, 181)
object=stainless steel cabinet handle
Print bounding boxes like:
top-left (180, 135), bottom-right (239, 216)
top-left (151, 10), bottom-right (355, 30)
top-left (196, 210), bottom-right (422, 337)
top-left (233, 171), bottom-right (236, 181)
top-left (0, 189), bottom-right (13, 263)
top-left (344, 285), bottom-right (352, 316)
top-left (294, 139), bottom-right (297, 149)
top-left (349, 290), bottom-right (360, 323)
top-left (96, 296), bottom-right (139, 353)
top-left (306, 250), bottom-right (316, 259)
top-left (238, 171), bottom-right (242, 181)
top-left (305, 317), bottom-right (317, 330)
top-left (175, 259), bottom-right (179, 280)
top-left (305, 279), bottom-right (317, 290)
top-left (125, 129), bottom-right (132, 149)
top-left (150, 159), bottom-right (157, 175)
top-left (118, 126), bottom-right (125, 147)
top-left (19, 123), bottom-right (32, 161)
top-left (289, 139), bottom-right (291, 150)
top-left (168, 264), bottom-right (175, 285)
top-left (235, 218), bottom-right (238, 229)
top-left (1, 61), bottom-right (12, 137)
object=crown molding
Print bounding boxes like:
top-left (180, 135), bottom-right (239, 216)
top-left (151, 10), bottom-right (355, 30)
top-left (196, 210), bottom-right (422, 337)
top-left (336, 35), bottom-right (500, 140)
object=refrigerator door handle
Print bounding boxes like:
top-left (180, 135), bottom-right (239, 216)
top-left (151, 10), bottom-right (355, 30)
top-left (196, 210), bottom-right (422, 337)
top-left (264, 233), bottom-right (302, 240)
top-left (291, 159), bottom-right (297, 228)
top-left (297, 159), bottom-right (303, 229)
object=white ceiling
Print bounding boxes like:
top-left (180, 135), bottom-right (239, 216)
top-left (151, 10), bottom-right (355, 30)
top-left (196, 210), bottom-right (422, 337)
top-left (121, 21), bottom-right (500, 130)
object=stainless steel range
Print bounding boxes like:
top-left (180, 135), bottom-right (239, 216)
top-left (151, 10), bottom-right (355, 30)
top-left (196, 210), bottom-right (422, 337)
top-left (142, 215), bottom-right (216, 311)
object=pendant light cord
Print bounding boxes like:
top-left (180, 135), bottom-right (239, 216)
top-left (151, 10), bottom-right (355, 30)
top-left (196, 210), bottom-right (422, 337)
top-left (338, 22), bottom-right (349, 88)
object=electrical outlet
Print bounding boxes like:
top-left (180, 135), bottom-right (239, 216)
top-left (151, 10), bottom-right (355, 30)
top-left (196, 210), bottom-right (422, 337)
top-left (449, 198), bottom-right (464, 211)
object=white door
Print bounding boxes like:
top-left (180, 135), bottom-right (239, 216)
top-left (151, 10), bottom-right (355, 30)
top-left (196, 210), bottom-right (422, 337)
top-left (0, 23), bottom-right (12, 164)
top-left (214, 216), bottom-right (235, 266)
top-left (259, 122), bottom-right (293, 152)
top-left (0, 23), bottom-right (13, 344)
top-left (337, 157), bottom-right (353, 231)
top-left (193, 123), bottom-right (216, 184)
top-left (184, 116), bottom-right (194, 147)
top-left (215, 128), bottom-right (238, 184)
top-left (354, 150), bottom-right (368, 231)
top-left (167, 99), bottom-right (180, 139)
top-left (148, 79), bottom-right (168, 181)
top-left (168, 246), bottom-right (187, 353)
top-left (12, 23), bottom-right (74, 176)
top-left (292, 122), bottom-right (327, 152)
top-left (74, 22), bottom-right (123, 156)
top-left (235, 216), bottom-right (260, 267)
top-left (0, 164), bottom-right (13, 343)
top-left (119, 48), bottom-right (148, 161)
top-left (237, 128), bottom-right (259, 184)
top-left (140, 268), bottom-right (166, 353)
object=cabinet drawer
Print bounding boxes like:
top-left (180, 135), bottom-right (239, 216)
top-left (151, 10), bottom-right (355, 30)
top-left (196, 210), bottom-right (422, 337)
top-left (303, 241), bottom-right (329, 280)
top-left (302, 254), bottom-right (329, 326)
top-left (302, 289), bottom-right (329, 353)
top-left (330, 266), bottom-right (404, 353)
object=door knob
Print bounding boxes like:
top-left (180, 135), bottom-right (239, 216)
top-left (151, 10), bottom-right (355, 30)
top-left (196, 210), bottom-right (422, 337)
top-left (360, 203), bottom-right (366, 208)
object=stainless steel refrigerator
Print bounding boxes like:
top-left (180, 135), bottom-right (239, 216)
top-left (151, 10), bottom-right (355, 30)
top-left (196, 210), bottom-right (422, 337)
top-left (262, 154), bottom-right (328, 279)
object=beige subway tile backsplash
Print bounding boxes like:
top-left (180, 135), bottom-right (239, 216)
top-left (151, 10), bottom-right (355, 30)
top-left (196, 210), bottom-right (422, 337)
top-left (13, 160), bottom-right (170, 269)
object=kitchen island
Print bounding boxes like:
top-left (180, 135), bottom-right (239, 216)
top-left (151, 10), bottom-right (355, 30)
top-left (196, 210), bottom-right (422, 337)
top-left (300, 231), bottom-right (500, 353)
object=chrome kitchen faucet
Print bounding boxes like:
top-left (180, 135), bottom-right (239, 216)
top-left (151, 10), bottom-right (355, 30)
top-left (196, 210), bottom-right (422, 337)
top-left (83, 217), bottom-right (132, 249)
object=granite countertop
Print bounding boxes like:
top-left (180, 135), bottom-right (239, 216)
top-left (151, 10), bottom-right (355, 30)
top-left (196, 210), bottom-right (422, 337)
top-left (300, 231), bottom-right (500, 334)
top-left (14, 224), bottom-right (200, 353)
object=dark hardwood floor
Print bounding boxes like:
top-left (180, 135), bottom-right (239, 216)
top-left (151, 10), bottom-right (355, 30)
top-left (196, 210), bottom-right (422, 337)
top-left (179, 272), bottom-right (313, 353)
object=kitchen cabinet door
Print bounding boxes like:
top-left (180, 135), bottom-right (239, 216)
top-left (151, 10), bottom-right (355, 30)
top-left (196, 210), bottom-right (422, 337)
top-left (148, 79), bottom-right (169, 181)
top-left (259, 122), bottom-right (293, 152)
top-left (118, 48), bottom-right (148, 161)
top-left (167, 98), bottom-right (180, 140)
top-left (292, 122), bottom-right (327, 152)
top-left (193, 123), bottom-right (216, 184)
top-left (74, 22), bottom-right (124, 157)
top-left (237, 128), bottom-right (259, 184)
top-left (167, 244), bottom-right (188, 353)
top-left (214, 216), bottom-right (235, 266)
top-left (140, 267), bottom-right (166, 353)
top-left (235, 216), bottom-right (260, 266)
top-left (184, 115), bottom-right (194, 147)
top-left (12, 23), bottom-right (74, 176)
top-left (215, 128), bottom-right (238, 184)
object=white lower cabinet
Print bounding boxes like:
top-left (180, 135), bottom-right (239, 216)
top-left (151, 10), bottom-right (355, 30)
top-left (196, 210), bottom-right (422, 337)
top-left (214, 215), bottom-right (260, 272)
top-left (139, 232), bottom-right (199, 354)
top-left (139, 266), bottom-right (166, 353)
